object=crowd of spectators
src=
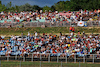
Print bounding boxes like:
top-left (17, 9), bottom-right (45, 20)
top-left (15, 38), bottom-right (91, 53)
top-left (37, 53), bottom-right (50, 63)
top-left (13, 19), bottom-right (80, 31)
top-left (0, 31), bottom-right (100, 58)
top-left (0, 9), bottom-right (100, 24)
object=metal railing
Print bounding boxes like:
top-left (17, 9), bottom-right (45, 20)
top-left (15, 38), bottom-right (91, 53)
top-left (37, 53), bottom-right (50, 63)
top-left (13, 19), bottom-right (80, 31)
top-left (0, 21), bottom-right (100, 27)
top-left (0, 53), bottom-right (100, 63)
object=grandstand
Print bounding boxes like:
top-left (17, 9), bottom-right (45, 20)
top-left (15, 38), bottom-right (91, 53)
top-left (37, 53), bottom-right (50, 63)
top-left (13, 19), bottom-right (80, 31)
top-left (0, 0), bottom-right (100, 67)
top-left (0, 9), bottom-right (100, 27)
top-left (0, 9), bottom-right (100, 67)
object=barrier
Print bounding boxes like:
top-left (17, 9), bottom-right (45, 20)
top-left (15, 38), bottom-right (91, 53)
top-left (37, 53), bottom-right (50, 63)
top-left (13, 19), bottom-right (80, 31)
top-left (0, 53), bottom-right (100, 63)
top-left (0, 21), bottom-right (100, 27)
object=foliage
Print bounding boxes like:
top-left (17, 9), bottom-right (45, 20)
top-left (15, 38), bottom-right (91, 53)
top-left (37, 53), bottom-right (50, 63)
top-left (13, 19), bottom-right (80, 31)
top-left (0, 0), bottom-right (100, 12)
top-left (43, 6), bottom-right (51, 12)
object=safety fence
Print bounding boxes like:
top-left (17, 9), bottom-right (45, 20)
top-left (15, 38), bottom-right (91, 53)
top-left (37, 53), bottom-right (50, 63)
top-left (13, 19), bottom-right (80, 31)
top-left (0, 21), bottom-right (100, 27)
top-left (0, 53), bottom-right (100, 63)
top-left (0, 53), bottom-right (100, 67)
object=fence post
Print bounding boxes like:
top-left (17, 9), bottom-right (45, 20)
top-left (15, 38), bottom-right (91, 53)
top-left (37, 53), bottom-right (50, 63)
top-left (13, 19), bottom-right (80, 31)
top-left (61, 61), bottom-right (62, 67)
top-left (57, 54), bottom-right (58, 63)
top-left (83, 55), bottom-right (85, 63)
top-left (74, 54), bottom-right (76, 63)
top-left (43, 22), bottom-right (45, 25)
top-left (24, 23), bottom-right (25, 27)
top-left (66, 54), bottom-right (67, 63)
top-left (50, 22), bottom-right (51, 27)
top-left (40, 53), bottom-right (41, 61)
top-left (15, 54), bottom-right (17, 60)
top-left (56, 21), bottom-right (58, 27)
top-left (93, 54), bottom-right (94, 63)
top-left (31, 53), bottom-right (33, 62)
top-left (40, 61), bottom-right (41, 67)
top-left (11, 23), bottom-right (13, 27)
top-left (70, 22), bottom-right (71, 27)
top-left (40, 53), bottom-right (42, 67)
top-left (23, 56), bottom-right (25, 62)
top-left (5, 24), bottom-right (6, 28)
top-left (91, 21), bottom-right (93, 27)
top-left (79, 61), bottom-right (81, 67)
top-left (30, 22), bottom-right (32, 27)
top-left (99, 21), bottom-right (100, 26)
top-left (7, 55), bottom-right (9, 61)
top-left (63, 21), bottom-right (64, 27)
top-left (20, 60), bottom-right (21, 67)
top-left (48, 54), bottom-right (50, 63)
top-left (37, 22), bottom-right (39, 27)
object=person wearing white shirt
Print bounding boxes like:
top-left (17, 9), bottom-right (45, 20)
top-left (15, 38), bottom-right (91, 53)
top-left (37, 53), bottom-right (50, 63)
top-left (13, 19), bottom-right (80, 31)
top-left (35, 32), bottom-right (37, 37)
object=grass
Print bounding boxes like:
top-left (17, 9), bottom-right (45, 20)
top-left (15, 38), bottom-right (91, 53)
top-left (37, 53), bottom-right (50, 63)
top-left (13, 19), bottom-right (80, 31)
top-left (0, 27), bottom-right (100, 36)
top-left (1, 61), bottom-right (100, 67)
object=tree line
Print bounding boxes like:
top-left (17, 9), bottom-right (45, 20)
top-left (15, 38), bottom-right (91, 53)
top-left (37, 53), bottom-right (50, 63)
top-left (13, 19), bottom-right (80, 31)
top-left (0, 0), bottom-right (100, 12)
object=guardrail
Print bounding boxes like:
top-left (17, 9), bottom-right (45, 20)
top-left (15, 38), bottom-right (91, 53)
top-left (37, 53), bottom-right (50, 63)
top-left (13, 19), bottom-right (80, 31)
top-left (0, 21), bottom-right (100, 27)
top-left (0, 53), bottom-right (100, 63)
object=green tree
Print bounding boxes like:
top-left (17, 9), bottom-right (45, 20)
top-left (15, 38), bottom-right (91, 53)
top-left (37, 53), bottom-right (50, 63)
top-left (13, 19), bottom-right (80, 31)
top-left (15, 5), bottom-right (19, 12)
top-left (64, 1), bottom-right (71, 11)
top-left (24, 3), bottom-right (32, 11)
top-left (51, 5), bottom-right (56, 11)
top-left (32, 5), bottom-right (42, 11)
top-left (7, 1), bottom-right (12, 8)
top-left (43, 6), bottom-right (51, 12)
top-left (19, 3), bottom-right (32, 11)
top-left (54, 1), bottom-right (66, 11)
top-left (0, 1), bottom-right (6, 12)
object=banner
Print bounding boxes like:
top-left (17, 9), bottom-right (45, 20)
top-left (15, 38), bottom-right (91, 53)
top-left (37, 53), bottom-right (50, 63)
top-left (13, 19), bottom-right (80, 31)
top-left (84, 21), bottom-right (87, 27)
top-left (77, 21), bottom-right (84, 26)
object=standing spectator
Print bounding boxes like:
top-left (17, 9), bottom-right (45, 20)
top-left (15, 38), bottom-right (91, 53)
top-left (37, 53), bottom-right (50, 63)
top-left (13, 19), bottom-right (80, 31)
top-left (69, 26), bottom-right (72, 32)
top-left (72, 27), bottom-right (75, 32)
